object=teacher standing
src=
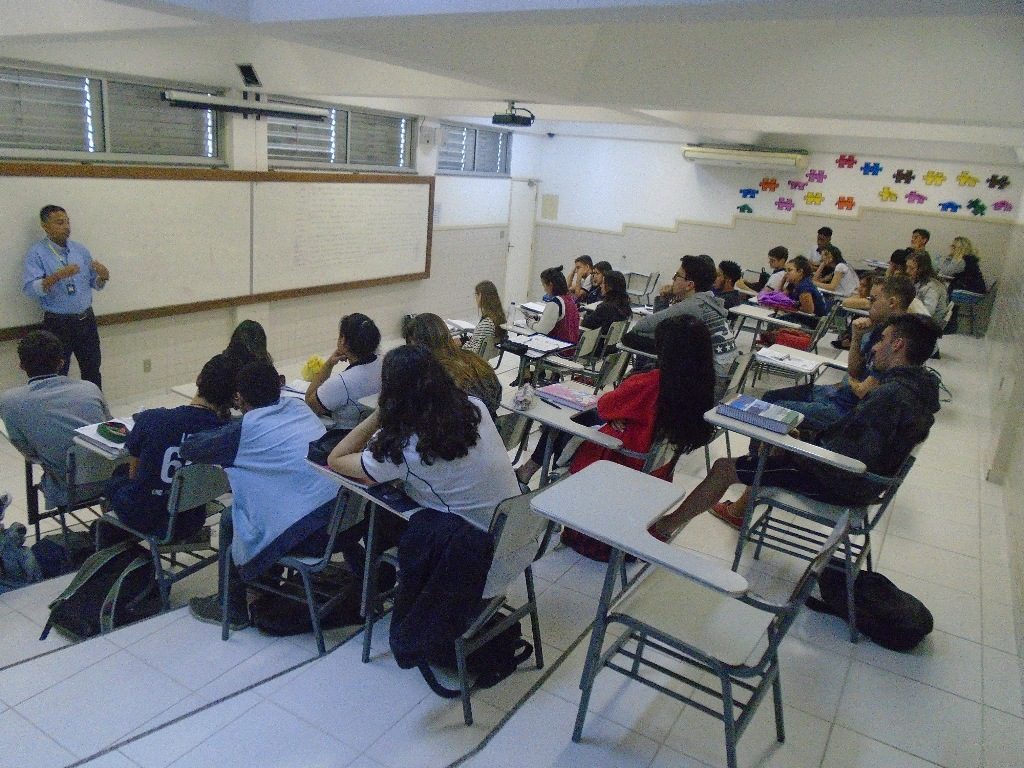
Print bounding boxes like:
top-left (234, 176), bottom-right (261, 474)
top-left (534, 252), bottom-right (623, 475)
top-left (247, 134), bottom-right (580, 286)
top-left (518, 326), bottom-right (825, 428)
top-left (22, 205), bottom-right (110, 389)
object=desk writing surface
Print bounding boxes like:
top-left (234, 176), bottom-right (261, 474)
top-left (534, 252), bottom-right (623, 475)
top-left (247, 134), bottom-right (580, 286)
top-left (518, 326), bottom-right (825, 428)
top-left (500, 392), bottom-right (622, 450)
top-left (532, 462), bottom-right (747, 595)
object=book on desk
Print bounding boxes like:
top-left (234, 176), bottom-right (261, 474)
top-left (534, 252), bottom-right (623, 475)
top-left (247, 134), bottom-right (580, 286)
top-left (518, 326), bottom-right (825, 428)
top-left (535, 383), bottom-right (599, 411)
top-left (716, 394), bottom-right (803, 434)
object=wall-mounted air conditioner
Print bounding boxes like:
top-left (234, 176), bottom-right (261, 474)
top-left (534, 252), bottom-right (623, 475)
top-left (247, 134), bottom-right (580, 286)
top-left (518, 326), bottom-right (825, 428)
top-left (682, 144), bottom-right (808, 170)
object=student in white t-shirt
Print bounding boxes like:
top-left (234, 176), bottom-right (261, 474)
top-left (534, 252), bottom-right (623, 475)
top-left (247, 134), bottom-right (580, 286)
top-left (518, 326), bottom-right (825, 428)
top-left (328, 345), bottom-right (528, 597)
top-left (813, 246), bottom-right (861, 297)
top-left (305, 313), bottom-right (382, 430)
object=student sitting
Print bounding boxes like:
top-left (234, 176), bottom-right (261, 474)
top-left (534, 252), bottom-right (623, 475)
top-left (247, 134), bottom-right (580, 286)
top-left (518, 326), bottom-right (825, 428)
top-left (650, 313), bottom-right (942, 537)
top-left (223, 319), bottom-right (273, 369)
top-left (102, 354), bottom-right (235, 541)
top-left (763, 275), bottom-right (916, 433)
top-left (568, 255), bottom-right (595, 301)
top-left (327, 345), bottom-right (528, 600)
top-left (779, 255), bottom-right (826, 328)
top-left (0, 331), bottom-right (111, 510)
top-left (461, 280), bottom-right (507, 358)
top-left (305, 313), bottom-right (382, 430)
top-left (531, 266), bottom-right (580, 346)
top-left (517, 315), bottom-right (715, 559)
top-left (713, 260), bottom-right (744, 309)
top-left (906, 250), bottom-right (948, 326)
top-left (736, 246), bottom-right (788, 293)
top-left (185, 362), bottom-right (357, 629)
top-left (404, 313), bottom-right (502, 418)
top-left (813, 246), bottom-right (860, 297)
top-left (584, 261), bottom-right (614, 305)
top-left (580, 269), bottom-right (632, 339)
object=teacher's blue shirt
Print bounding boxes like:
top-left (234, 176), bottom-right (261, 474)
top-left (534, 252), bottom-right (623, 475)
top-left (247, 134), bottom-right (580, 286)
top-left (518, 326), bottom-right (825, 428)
top-left (22, 238), bottom-right (104, 315)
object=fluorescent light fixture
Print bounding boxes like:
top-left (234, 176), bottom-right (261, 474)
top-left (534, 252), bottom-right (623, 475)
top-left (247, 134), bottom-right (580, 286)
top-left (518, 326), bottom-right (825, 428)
top-left (162, 90), bottom-right (329, 121)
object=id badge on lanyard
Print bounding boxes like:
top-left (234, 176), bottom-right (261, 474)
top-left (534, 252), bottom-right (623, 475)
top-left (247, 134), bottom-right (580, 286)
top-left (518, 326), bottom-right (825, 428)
top-left (48, 242), bottom-right (76, 295)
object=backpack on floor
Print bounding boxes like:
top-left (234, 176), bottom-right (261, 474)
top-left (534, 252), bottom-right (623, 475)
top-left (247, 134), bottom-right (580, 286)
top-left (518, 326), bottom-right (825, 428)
top-left (418, 612), bottom-right (534, 698)
top-left (249, 565), bottom-right (363, 636)
top-left (41, 542), bottom-right (162, 641)
top-left (806, 568), bottom-right (933, 651)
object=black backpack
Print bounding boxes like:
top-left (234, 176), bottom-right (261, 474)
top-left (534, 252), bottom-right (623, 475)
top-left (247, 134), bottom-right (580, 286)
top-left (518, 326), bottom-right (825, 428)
top-left (41, 542), bottom-right (162, 641)
top-left (249, 565), bottom-right (363, 637)
top-left (806, 569), bottom-right (933, 651)
top-left (418, 612), bottom-right (534, 698)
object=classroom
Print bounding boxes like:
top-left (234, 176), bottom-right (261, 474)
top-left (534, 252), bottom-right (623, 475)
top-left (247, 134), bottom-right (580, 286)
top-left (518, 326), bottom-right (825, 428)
top-left (0, 2), bottom-right (1022, 767)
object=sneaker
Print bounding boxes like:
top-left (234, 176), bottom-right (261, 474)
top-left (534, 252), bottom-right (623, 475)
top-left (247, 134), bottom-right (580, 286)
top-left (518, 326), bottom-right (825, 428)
top-left (0, 491), bottom-right (11, 519)
top-left (190, 593), bottom-right (250, 631)
top-left (710, 501), bottom-right (744, 530)
top-left (647, 522), bottom-right (671, 543)
top-left (831, 338), bottom-right (850, 350)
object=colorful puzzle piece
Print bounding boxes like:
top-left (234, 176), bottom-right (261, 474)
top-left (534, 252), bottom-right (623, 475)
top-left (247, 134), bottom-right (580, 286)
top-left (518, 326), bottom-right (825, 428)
top-left (804, 192), bottom-right (824, 206)
top-left (905, 190), bottom-right (927, 204)
top-left (759, 177), bottom-right (779, 192)
top-left (893, 169), bottom-right (915, 184)
top-left (739, 188), bottom-right (758, 198)
top-left (957, 171), bottom-right (979, 187)
top-left (788, 180), bottom-right (808, 190)
top-left (993, 200), bottom-right (1014, 212)
top-left (967, 198), bottom-right (986, 216)
top-left (938, 201), bottom-right (962, 212)
top-left (835, 154), bottom-right (857, 169)
top-left (737, 204), bottom-right (753, 214)
top-left (836, 196), bottom-right (855, 211)
top-left (923, 171), bottom-right (946, 186)
top-left (774, 197), bottom-right (795, 211)
top-left (806, 169), bottom-right (827, 183)
top-left (986, 175), bottom-right (1010, 189)
top-left (878, 187), bottom-right (898, 202)
top-left (861, 162), bottom-right (883, 176)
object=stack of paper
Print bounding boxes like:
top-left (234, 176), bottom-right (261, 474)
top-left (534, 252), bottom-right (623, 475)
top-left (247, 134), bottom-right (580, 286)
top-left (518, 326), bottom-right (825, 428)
top-left (75, 417), bottom-right (135, 455)
top-left (536, 383), bottom-right (599, 411)
top-left (755, 347), bottom-right (819, 373)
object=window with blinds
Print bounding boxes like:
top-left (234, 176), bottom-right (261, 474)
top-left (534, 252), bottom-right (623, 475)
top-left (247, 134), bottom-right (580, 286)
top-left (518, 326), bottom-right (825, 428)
top-left (0, 65), bottom-right (219, 161)
top-left (437, 123), bottom-right (511, 176)
top-left (267, 101), bottom-right (414, 171)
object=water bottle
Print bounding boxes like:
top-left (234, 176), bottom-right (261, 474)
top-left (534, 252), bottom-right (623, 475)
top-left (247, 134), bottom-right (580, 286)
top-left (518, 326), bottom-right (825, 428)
top-left (508, 300), bottom-right (518, 326)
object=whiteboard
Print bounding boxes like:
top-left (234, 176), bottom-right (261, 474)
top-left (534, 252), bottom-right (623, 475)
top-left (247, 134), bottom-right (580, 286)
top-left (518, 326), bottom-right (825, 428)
top-left (0, 175), bottom-right (251, 329)
top-left (252, 181), bottom-right (430, 293)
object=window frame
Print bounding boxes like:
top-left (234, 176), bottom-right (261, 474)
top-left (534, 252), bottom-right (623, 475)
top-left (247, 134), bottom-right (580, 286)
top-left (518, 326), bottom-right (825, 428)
top-left (436, 120), bottom-right (512, 178)
top-left (0, 59), bottom-right (224, 166)
top-left (266, 96), bottom-right (417, 173)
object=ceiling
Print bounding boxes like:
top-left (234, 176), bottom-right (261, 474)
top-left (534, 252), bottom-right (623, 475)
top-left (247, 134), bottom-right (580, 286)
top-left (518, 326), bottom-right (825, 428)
top-left (2, 0), bottom-right (1022, 162)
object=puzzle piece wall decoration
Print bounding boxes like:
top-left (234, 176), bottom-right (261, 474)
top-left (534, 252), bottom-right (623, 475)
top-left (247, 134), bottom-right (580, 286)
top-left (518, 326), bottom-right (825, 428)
top-left (967, 198), bottom-right (986, 216)
top-left (923, 171), bottom-right (946, 186)
top-left (836, 196), bottom-right (855, 210)
top-left (893, 169), bottom-right (915, 184)
top-left (957, 171), bottom-right (979, 187)
top-left (737, 204), bottom-right (753, 213)
top-left (835, 154), bottom-right (857, 168)
top-left (759, 177), bottom-right (779, 192)
top-left (804, 192), bottom-right (824, 205)
top-left (937, 201), bottom-right (961, 212)
top-left (878, 187), bottom-right (898, 202)
top-left (993, 200), bottom-right (1014, 212)
top-left (739, 188), bottom-right (758, 198)
top-left (905, 190), bottom-right (927, 204)
top-left (788, 180), bottom-right (808, 190)
top-left (774, 197), bottom-right (794, 211)
top-left (861, 162), bottom-right (882, 176)
top-left (806, 169), bottom-right (827, 183)
top-left (986, 175), bottom-right (1010, 189)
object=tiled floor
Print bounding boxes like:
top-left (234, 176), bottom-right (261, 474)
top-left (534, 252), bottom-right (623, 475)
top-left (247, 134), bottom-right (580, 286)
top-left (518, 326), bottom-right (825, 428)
top-left (0, 333), bottom-right (1020, 768)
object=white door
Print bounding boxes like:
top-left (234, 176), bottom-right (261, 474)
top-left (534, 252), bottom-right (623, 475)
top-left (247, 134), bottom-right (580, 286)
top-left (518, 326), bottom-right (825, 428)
top-left (504, 179), bottom-right (538, 303)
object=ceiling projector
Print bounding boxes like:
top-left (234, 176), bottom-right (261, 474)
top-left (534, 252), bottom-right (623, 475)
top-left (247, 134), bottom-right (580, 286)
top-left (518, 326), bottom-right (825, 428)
top-left (492, 101), bottom-right (535, 127)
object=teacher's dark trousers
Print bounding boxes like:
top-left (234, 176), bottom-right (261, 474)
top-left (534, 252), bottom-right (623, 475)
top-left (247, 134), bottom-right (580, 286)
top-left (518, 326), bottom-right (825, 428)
top-left (43, 308), bottom-right (102, 390)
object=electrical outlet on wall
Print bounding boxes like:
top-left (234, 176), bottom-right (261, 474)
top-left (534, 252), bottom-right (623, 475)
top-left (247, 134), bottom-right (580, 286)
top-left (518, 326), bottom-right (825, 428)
top-left (143, 359), bottom-right (152, 373)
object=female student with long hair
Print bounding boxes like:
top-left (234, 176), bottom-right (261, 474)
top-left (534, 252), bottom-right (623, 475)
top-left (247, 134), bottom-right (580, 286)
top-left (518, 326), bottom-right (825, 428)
top-left (581, 269), bottom-right (632, 335)
top-left (906, 250), bottom-right (948, 325)
top-left (327, 345), bottom-right (530, 597)
top-left (780, 255), bottom-right (826, 327)
top-left (405, 313), bottom-right (502, 418)
top-left (462, 279), bottom-right (507, 357)
top-left (223, 319), bottom-right (273, 368)
top-left (516, 314), bottom-right (715, 488)
top-left (813, 246), bottom-right (860, 297)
